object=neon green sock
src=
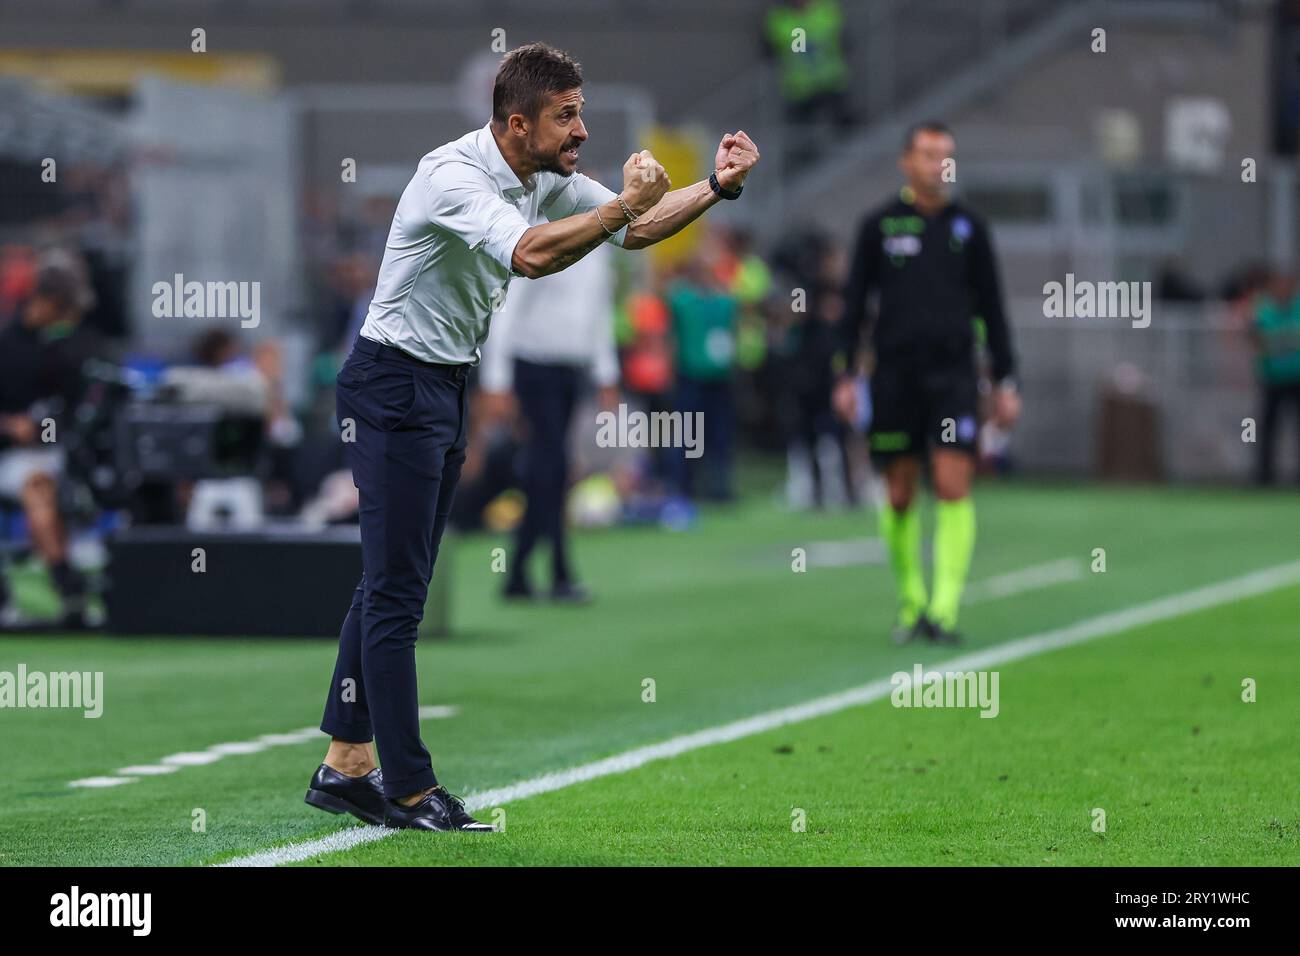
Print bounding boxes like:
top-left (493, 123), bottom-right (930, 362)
top-left (879, 503), bottom-right (927, 626)
top-left (929, 497), bottom-right (976, 630)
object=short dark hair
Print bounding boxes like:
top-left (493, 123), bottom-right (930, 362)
top-left (492, 42), bottom-right (584, 126)
top-left (194, 329), bottom-right (238, 367)
top-left (902, 120), bottom-right (953, 153)
top-left (33, 256), bottom-right (91, 313)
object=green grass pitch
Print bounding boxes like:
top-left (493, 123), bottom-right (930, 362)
top-left (1, 480), bottom-right (1297, 866)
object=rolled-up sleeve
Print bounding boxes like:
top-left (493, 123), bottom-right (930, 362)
top-left (541, 173), bottom-right (628, 247)
top-left (424, 161), bottom-right (531, 271)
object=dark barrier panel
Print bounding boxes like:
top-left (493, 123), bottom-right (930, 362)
top-left (106, 526), bottom-right (364, 637)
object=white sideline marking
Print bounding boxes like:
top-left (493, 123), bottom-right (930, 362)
top-left (162, 751), bottom-right (224, 766)
top-left (69, 776), bottom-right (135, 789)
top-left (804, 538), bottom-right (884, 567)
top-left (208, 742), bottom-right (268, 756)
top-left (804, 542), bottom-right (1082, 607)
top-left (117, 765), bottom-right (178, 776)
top-left (963, 557), bottom-right (1084, 604)
top-left (68, 704), bottom-right (457, 789)
top-left (217, 560), bottom-right (1300, 868)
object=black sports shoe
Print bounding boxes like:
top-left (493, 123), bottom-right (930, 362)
top-left (304, 764), bottom-right (386, 826)
top-left (502, 577), bottom-right (536, 601)
top-left (890, 614), bottom-right (929, 646)
top-left (384, 785), bottom-right (495, 832)
top-left (550, 581), bottom-right (592, 605)
top-left (925, 619), bottom-right (963, 646)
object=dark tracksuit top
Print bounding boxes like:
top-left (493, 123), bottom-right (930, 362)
top-left (838, 193), bottom-right (1016, 383)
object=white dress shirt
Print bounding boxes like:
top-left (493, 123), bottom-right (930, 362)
top-left (359, 121), bottom-right (628, 365)
top-left (478, 241), bottom-right (620, 392)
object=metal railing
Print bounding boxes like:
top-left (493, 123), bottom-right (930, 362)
top-left (1010, 301), bottom-right (1283, 481)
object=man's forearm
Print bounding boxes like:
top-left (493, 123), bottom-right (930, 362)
top-left (512, 178), bottom-right (725, 275)
top-left (623, 180), bottom-right (721, 250)
top-left (512, 198), bottom-right (628, 279)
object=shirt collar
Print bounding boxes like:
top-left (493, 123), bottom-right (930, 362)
top-left (478, 121), bottom-right (535, 199)
top-left (898, 185), bottom-right (951, 217)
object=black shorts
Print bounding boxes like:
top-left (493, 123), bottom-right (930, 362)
top-left (868, 354), bottom-right (979, 464)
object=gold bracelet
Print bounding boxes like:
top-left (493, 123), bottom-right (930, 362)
top-left (594, 205), bottom-right (618, 237)
top-left (616, 195), bottom-right (639, 222)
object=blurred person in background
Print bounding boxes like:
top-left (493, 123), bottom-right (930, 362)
top-left (192, 328), bottom-right (241, 370)
top-left (1250, 270), bottom-right (1300, 485)
top-left (251, 338), bottom-right (305, 515)
top-left (185, 330), bottom-right (303, 518)
top-left (59, 163), bottom-right (131, 340)
top-left (761, 0), bottom-right (855, 162)
top-left (714, 227), bottom-right (776, 451)
top-left (0, 252), bottom-right (108, 625)
top-left (0, 244), bottom-right (38, 323)
top-left (447, 375), bottom-right (522, 533)
top-left (667, 231), bottom-right (740, 502)
top-left (326, 252), bottom-right (378, 353)
top-left (833, 121), bottom-right (1019, 646)
top-left (772, 229), bottom-right (858, 509)
top-left (480, 241), bottom-right (620, 603)
top-left (620, 275), bottom-right (676, 490)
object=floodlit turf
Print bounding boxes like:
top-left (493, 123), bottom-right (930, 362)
top-left (1, 480), bottom-right (1297, 866)
top-left (295, 586), bottom-right (1300, 866)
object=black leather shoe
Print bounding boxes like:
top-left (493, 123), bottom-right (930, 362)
top-left (384, 786), bottom-right (495, 832)
top-left (304, 763), bottom-right (385, 826)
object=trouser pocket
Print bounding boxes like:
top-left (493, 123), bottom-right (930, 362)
top-left (341, 361), bottom-right (419, 433)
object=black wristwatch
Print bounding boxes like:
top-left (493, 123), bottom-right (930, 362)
top-left (709, 171), bottom-right (743, 200)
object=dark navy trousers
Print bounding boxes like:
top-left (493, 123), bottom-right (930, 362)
top-left (321, 334), bottom-right (468, 799)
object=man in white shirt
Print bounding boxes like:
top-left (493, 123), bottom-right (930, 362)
top-left (308, 41), bottom-right (759, 832)
top-left (479, 242), bottom-right (618, 604)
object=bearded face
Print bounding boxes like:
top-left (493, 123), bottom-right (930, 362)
top-left (527, 126), bottom-right (583, 177)
top-left (527, 87), bottom-right (587, 177)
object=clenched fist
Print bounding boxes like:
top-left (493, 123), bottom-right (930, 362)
top-left (621, 149), bottom-right (670, 216)
top-left (715, 130), bottom-right (760, 193)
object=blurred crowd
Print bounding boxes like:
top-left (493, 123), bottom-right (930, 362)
top-left (3, 143), bottom-right (1299, 622)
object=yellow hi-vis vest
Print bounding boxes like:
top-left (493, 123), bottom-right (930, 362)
top-left (765, 0), bottom-right (849, 103)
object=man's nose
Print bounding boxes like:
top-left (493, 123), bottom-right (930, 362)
top-left (572, 118), bottom-right (589, 142)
